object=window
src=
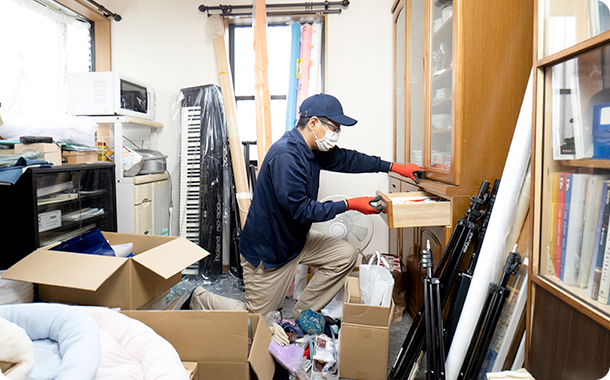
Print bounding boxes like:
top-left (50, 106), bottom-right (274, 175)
top-left (0, 0), bottom-right (108, 120)
top-left (229, 20), bottom-right (324, 152)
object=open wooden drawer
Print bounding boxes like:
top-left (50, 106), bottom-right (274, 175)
top-left (375, 190), bottom-right (451, 228)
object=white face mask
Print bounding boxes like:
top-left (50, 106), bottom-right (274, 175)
top-left (312, 125), bottom-right (340, 151)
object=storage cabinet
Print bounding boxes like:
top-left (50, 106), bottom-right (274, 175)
top-left (391, 0), bottom-right (534, 316)
top-left (0, 162), bottom-right (117, 269)
top-left (90, 116), bottom-right (165, 234)
top-left (528, 1), bottom-right (610, 378)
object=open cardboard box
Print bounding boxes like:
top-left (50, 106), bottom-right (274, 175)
top-left (121, 310), bottom-right (275, 380)
top-left (339, 276), bottom-right (394, 380)
top-left (2, 232), bottom-right (208, 310)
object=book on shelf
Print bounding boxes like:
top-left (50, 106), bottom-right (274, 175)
top-left (563, 173), bottom-right (589, 286)
top-left (599, 240), bottom-right (610, 304)
top-left (597, 197), bottom-right (610, 304)
top-left (555, 173), bottom-right (567, 279)
top-left (578, 175), bottom-right (609, 288)
top-left (588, 180), bottom-right (610, 300)
top-left (549, 172), bottom-right (560, 277)
top-left (560, 173), bottom-right (573, 281)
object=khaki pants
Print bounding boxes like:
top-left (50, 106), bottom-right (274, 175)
top-left (190, 230), bottom-right (358, 318)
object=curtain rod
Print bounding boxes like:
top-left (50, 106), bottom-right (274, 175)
top-left (198, 1), bottom-right (350, 17)
top-left (85, 0), bottom-right (122, 21)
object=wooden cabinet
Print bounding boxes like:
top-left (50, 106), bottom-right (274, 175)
top-left (528, 1), bottom-right (610, 378)
top-left (391, 0), bottom-right (533, 316)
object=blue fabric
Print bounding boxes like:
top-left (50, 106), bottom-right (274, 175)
top-left (0, 157), bottom-right (52, 185)
top-left (285, 22), bottom-right (301, 131)
top-left (50, 229), bottom-right (115, 256)
top-left (240, 127), bottom-right (392, 268)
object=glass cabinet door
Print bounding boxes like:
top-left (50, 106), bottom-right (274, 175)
top-left (538, 42), bottom-right (610, 319)
top-left (36, 166), bottom-right (116, 247)
top-left (540, 0), bottom-right (610, 58)
top-left (427, 0), bottom-right (453, 171)
top-left (409, 0), bottom-right (424, 166)
top-left (395, 4), bottom-right (407, 164)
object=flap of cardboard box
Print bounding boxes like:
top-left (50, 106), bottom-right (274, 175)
top-left (2, 249), bottom-right (126, 291)
top-left (103, 232), bottom-right (209, 279)
top-left (342, 277), bottom-right (393, 328)
top-left (122, 310), bottom-right (249, 363)
top-left (248, 314), bottom-right (275, 380)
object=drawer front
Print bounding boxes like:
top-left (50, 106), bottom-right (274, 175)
top-left (376, 190), bottom-right (451, 228)
top-left (389, 177), bottom-right (401, 193)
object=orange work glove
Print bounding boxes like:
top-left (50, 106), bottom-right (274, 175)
top-left (346, 197), bottom-right (381, 215)
top-left (391, 163), bottom-right (425, 183)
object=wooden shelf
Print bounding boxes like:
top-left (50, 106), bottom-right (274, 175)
top-left (562, 159), bottom-right (610, 169)
top-left (531, 274), bottom-right (610, 331)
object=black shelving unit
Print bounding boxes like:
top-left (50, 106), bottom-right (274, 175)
top-left (0, 162), bottom-right (117, 269)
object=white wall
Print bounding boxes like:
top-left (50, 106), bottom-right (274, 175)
top-left (103, 0), bottom-right (395, 257)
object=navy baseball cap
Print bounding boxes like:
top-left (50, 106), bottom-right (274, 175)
top-left (299, 94), bottom-right (358, 126)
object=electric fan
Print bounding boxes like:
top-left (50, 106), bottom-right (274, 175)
top-left (310, 195), bottom-right (375, 254)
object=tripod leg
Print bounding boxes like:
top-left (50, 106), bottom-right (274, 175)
top-left (423, 278), bottom-right (435, 380)
top-left (433, 280), bottom-right (446, 380)
top-left (457, 285), bottom-right (496, 380)
top-left (468, 289), bottom-right (510, 380)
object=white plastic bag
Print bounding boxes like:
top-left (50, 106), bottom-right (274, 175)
top-left (359, 251), bottom-right (394, 307)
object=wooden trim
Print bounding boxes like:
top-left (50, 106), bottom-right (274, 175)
top-left (536, 29), bottom-right (610, 68)
top-left (55, 0), bottom-right (112, 71)
top-left (403, 1), bottom-right (410, 163)
top-left (391, 0), bottom-right (403, 15)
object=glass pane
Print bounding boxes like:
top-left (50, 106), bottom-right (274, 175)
top-left (267, 26), bottom-right (291, 94)
top-left (409, 0), bottom-right (424, 166)
top-left (542, 0), bottom-right (610, 57)
top-left (234, 27), bottom-right (255, 97)
top-left (395, 7), bottom-right (406, 164)
top-left (540, 43), bottom-right (610, 310)
top-left (429, 0), bottom-right (453, 170)
top-left (548, 48), bottom-right (608, 160)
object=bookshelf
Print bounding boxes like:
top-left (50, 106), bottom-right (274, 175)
top-left (529, 0), bottom-right (610, 378)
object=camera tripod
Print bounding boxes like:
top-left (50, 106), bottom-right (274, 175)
top-left (444, 179), bottom-right (501, 349)
top-left (422, 240), bottom-right (446, 380)
top-left (456, 245), bottom-right (522, 380)
top-left (387, 180), bottom-right (492, 380)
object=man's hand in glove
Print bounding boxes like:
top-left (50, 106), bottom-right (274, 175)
top-left (391, 163), bottom-right (425, 183)
top-left (345, 197), bottom-right (381, 215)
top-left (270, 323), bottom-right (290, 346)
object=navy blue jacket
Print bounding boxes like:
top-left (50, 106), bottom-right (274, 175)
top-left (240, 127), bottom-right (392, 269)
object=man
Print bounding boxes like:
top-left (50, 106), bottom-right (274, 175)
top-left (189, 93), bottom-right (424, 320)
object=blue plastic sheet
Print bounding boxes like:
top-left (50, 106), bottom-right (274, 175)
top-left (50, 229), bottom-right (115, 256)
top-left (285, 21), bottom-right (301, 131)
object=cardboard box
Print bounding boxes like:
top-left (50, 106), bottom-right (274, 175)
top-left (339, 276), bottom-right (394, 380)
top-left (62, 150), bottom-right (98, 165)
top-left (122, 310), bottom-right (275, 380)
top-left (14, 143), bottom-right (62, 166)
top-left (182, 362), bottom-right (198, 379)
top-left (2, 232), bottom-right (208, 310)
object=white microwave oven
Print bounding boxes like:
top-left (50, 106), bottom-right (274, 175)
top-left (67, 71), bottom-right (156, 120)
